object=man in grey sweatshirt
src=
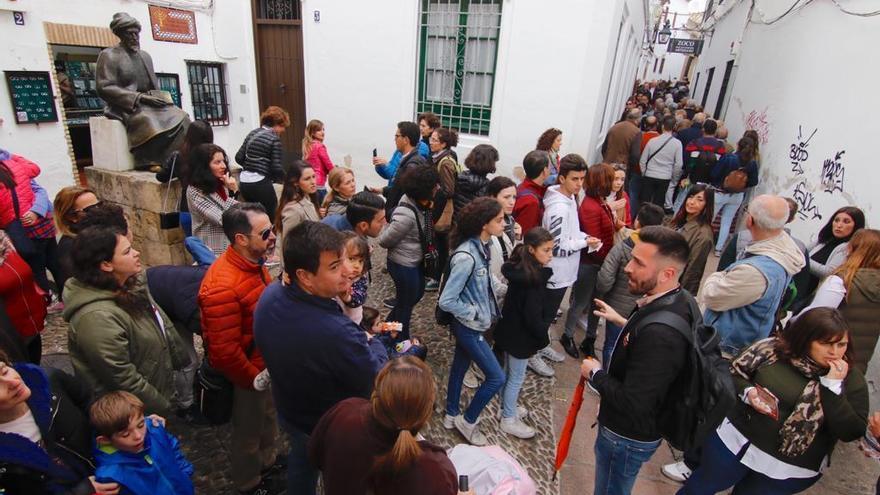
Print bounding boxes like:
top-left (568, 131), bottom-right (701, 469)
top-left (639, 116), bottom-right (683, 209)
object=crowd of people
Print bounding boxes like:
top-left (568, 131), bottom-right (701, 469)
top-left (0, 78), bottom-right (876, 495)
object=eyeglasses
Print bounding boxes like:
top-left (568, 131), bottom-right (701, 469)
top-left (246, 227), bottom-right (273, 241)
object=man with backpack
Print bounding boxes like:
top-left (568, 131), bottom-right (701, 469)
top-left (512, 150), bottom-right (550, 234)
top-left (583, 226), bottom-right (701, 494)
top-left (674, 119), bottom-right (727, 213)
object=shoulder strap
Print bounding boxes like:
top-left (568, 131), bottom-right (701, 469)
top-left (400, 203), bottom-right (426, 250)
top-left (9, 184), bottom-right (21, 219)
top-left (633, 311), bottom-right (693, 345)
top-left (161, 153), bottom-right (177, 213)
top-left (646, 136), bottom-right (674, 165)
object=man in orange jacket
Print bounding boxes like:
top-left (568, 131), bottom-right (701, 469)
top-left (198, 203), bottom-right (280, 495)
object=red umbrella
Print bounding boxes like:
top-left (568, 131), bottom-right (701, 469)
top-left (553, 375), bottom-right (587, 481)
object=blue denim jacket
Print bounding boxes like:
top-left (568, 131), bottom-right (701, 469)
top-left (438, 237), bottom-right (500, 331)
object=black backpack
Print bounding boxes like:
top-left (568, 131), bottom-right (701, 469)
top-left (631, 295), bottom-right (736, 452)
top-left (686, 147), bottom-right (719, 184)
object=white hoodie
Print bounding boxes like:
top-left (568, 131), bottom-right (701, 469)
top-left (542, 185), bottom-right (588, 289)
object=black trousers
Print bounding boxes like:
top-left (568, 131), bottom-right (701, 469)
top-left (641, 177), bottom-right (670, 208)
top-left (240, 177), bottom-right (278, 218)
top-left (30, 237), bottom-right (62, 294)
top-left (542, 287), bottom-right (568, 330)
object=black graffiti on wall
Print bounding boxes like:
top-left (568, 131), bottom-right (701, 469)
top-left (820, 150), bottom-right (846, 194)
top-left (793, 180), bottom-right (823, 221)
top-left (789, 125), bottom-right (817, 176)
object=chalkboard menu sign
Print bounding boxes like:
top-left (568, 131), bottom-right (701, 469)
top-left (5, 71), bottom-right (59, 124)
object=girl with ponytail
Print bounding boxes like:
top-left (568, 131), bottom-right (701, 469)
top-left (308, 356), bottom-right (458, 494)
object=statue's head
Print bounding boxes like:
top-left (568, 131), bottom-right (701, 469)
top-left (110, 13), bottom-right (141, 52)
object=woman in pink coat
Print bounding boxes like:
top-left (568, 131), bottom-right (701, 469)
top-left (302, 119), bottom-right (335, 203)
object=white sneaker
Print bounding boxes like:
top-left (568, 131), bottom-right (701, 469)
top-left (500, 417), bottom-right (535, 439)
top-left (661, 461), bottom-right (692, 483)
top-left (498, 405), bottom-right (529, 420)
top-left (527, 355), bottom-right (555, 377)
top-left (463, 368), bottom-right (480, 389)
top-left (538, 345), bottom-right (566, 363)
top-left (454, 415), bottom-right (487, 446)
top-left (443, 414), bottom-right (457, 430)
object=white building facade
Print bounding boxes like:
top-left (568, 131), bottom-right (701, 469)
top-left (691, 0), bottom-right (878, 242)
top-left (0, 0), bottom-right (261, 199)
top-left (302, 0), bottom-right (651, 182)
top-left (641, 0), bottom-right (706, 83)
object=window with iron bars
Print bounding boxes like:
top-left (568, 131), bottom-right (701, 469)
top-left (186, 61), bottom-right (229, 126)
top-left (417, 0), bottom-right (502, 136)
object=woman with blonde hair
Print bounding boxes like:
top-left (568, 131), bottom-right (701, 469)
top-left (52, 186), bottom-right (99, 298)
top-left (321, 167), bottom-right (356, 217)
top-left (302, 119), bottom-right (336, 203)
top-left (308, 356), bottom-right (457, 494)
top-left (796, 228), bottom-right (880, 373)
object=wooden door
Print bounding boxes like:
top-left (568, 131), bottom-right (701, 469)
top-left (252, 0), bottom-right (306, 156)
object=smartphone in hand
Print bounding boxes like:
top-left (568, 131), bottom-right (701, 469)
top-left (753, 384), bottom-right (780, 420)
top-left (372, 148), bottom-right (378, 157)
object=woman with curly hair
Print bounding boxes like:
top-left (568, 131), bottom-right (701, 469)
top-left (62, 225), bottom-right (189, 415)
top-left (453, 144), bottom-right (498, 222)
top-left (536, 128), bottom-right (563, 186)
top-left (440, 197), bottom-right (506, 446)
top-left (378, 163), bottom-right (439, 339)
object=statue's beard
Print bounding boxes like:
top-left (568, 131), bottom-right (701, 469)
top-left (124, 41), bottom-right (140, 52)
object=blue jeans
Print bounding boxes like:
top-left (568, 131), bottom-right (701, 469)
top-left (628, 174), bottom-right (642, 220)
top-left (286, 427), bottom-right (318, 495)
top-left (678, 430), bottom-right (820, 495)
top-left (594, 425), bottom-right (661, 495)
top-left (602, 320), bottom-right (623, 367)
top-left (445, 320), bottom-right (505, 424)
top-left (713, 191), bottom-right (744, 253)
top-left (673, 183), bottom-right (691, 215)
top-left (387, 259), bottom-right (425, 340)
top-left (185, 236), bottom-right (216, 266)
top-left (501, 355), bottom-right (529, 419)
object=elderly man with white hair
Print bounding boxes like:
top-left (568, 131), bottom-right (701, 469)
top-left (699, 194), bottom-right (806, 356)
top-left (662, 194), bottom-right (807, 484)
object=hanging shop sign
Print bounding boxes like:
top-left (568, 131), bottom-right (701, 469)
top-left (5, 71), bottom-right (59, 124)
top-left (667, 38), bottom-right (704, 55)
top-left (148, 5), bottom-right (198, 44)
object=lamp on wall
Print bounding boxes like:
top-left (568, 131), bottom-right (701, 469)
top-left (658, 20), bottom-right (672, 45)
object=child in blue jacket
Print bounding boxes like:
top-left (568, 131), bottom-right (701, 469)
top-left (90, 391), bottom-right (193, 495)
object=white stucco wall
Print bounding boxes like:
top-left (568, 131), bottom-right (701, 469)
top-left (0, 0), bottom-right (260, 199)
top-left (302, 0), bottom-right (648, 187)
top-left (693, 0), bottom-right (879, 242)
top-left (644, 0), bottom-right (704, 82)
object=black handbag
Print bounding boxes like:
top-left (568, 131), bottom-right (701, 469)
top-left (159, 154), bottom-right (180, 229)
top-left (193, 341), bottom-right (255, 425)
top-left (5, 186), bottom-right (36, 260)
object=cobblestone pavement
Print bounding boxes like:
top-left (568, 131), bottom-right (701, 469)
top-left (40, 250), bottom-right (880, 495)
top-left (40, 253), bottom-right (561, 495)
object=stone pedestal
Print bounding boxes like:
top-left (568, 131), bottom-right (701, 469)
top-left (89, 116), bottom-right (135, 171)
top-left (84, 167), bottom-right (187, 267)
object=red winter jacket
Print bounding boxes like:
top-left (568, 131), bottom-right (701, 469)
top-left (198, 247), bottom-right (270, 389)
top-left (578, 195), bottom-right (615, 265)
top-left (513, 179), bottom-right (546, 234)
top-left (0, 155), bottom-right (40, 227)
top-left (0, 250), bottom-right (46, 339)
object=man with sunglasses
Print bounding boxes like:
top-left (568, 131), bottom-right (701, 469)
top-left (198, 203), bottom-right (281, 495)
